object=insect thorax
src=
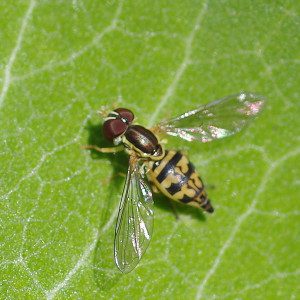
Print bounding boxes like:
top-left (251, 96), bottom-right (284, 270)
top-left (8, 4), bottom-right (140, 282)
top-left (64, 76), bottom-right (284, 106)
top-left (122, 125), bottom-right (164, 160)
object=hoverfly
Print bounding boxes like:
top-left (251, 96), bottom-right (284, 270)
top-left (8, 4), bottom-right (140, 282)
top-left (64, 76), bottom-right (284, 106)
top-left (84, 92), bottom-right (265, 273)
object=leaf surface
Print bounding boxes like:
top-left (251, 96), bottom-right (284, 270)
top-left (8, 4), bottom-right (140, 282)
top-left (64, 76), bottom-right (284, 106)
top-left (0, 1), bottom-right (299, 299)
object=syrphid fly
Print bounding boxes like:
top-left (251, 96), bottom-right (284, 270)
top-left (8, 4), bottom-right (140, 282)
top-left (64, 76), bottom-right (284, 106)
top-left (84, 92), bottom-right (265, 273)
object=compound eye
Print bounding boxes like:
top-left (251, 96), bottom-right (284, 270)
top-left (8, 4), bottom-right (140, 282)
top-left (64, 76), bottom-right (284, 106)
top-left (114, 108), bottom-right (134, 123)
top-left (103, 119), bottom-right (127, 141)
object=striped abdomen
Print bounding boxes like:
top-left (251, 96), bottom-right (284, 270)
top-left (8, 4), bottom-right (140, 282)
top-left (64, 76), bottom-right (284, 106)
top-left (147, 150), bottom-right (213, 213)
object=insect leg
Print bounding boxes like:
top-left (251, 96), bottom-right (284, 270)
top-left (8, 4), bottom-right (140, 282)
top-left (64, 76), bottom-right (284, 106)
top-left (97, 102), bottom-right (122, 118)
top-left (81, 144), bottom-right (125, 153)
top-left (97, 105), bottom-right (112, 118)
top-left (168, 200), bottom-right (179, 220)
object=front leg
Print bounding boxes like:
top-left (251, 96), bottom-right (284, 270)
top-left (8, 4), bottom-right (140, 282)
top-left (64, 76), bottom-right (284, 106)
top-left (82, 144), bottom-right (124, 153)
top-left (97, 102), bottom-right (122, 118)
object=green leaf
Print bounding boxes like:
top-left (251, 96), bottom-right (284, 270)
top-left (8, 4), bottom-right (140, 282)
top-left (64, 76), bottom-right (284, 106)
top-left (1, 0), bottom-right (299, 299)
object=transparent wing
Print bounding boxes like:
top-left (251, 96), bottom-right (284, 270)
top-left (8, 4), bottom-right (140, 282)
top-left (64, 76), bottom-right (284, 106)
top-left (114, 158), bottom-right (154, 273)
top-left (156, 92), bottom-right (265, 142)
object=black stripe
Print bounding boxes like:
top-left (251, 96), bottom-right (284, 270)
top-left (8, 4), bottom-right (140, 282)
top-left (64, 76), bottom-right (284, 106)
top-left (179, 185), bottom-right (202, 203)
top-left (180, 195), bottom-right (193, 203)
top-left (156, 151), bottom-right (182, 183)
top-left (166, 182), bottom-right (183, 195)
top-left (184, 162), bottom-right (195, 178)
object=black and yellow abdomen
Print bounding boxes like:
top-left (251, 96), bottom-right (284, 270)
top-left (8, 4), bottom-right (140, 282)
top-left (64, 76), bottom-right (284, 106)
top-left (147, 150), bottom-right (214, 213)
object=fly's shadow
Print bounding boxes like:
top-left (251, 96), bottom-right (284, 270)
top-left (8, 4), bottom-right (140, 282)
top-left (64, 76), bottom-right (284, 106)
top-left (84, 120), bottom-right (128, 187)
top-left (84, 121), bottom-right (125, 290)
top-left (153, 193), bottom-right (207, 222)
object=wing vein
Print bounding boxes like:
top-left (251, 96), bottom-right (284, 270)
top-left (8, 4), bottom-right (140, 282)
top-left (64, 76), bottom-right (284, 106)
top-left (114, 159), bottom-right (154, 273)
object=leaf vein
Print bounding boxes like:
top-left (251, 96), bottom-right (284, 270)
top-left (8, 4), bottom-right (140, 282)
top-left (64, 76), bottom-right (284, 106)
top-left (148, 0), bottom-right (209, 126)
top-left (195, 147), bottom-right (300, 299)
top-left (0, 0), bottom-right (36, 108)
